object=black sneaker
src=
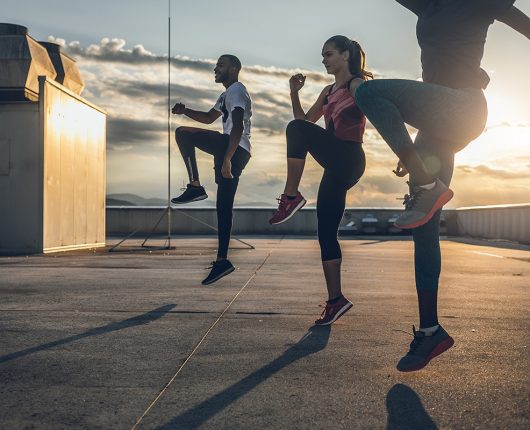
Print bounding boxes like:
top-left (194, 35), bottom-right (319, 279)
top-left (202, 259), bottom-right (235, 285)
top-left (397, 325), bottom-right (454, 372)
top-left (171, 184), bottom-right (207, 204)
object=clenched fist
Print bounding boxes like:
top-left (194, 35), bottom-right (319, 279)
top-left (289, 74), bottom-right (306, 93)
top-left (172, 102), bottom-right (186, 115)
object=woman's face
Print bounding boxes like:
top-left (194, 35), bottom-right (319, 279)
top-left (321, 42), bottom-right (349, 75)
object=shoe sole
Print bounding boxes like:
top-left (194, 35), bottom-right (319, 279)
top-left (397, 336), bottom-right (455, 372)
top-left (394, 189), bottom-right (454, 230)
top-left (314, 301), bottom-right (353, 326)
top-left (270, 198), bottom-right (307, 225)
top-left (171, 194), bottom-right (208, 205)
top-left (201, 266), bottom-right (235, 285)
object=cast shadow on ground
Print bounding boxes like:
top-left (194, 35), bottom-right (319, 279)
top-left (156, 324), bottom-right (331, 429)
top-left (0, 304), bottom-right (176, 364)
top-left (386, 383), bottom-right (437, 429)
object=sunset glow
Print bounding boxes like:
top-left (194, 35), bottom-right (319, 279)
top-left (5, 0), bottom-right (529, 208)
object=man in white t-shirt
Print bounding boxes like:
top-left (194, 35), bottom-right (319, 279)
top-left (171, 54), bottom-right (252, 285)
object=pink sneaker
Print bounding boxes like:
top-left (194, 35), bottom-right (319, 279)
top-left (315, 296), bottom-right (353, 325)
top-left (269, 192), bottom-right (307, 225)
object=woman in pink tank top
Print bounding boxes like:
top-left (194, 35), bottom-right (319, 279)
top-left (269, 35), bottom-right (372, 325)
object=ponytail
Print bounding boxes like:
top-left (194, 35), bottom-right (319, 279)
top-left (325, 35), bottom-right (373, 80)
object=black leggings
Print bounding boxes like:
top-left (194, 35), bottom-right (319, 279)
top-left (286, 119), bottom-right (366, 261)
top-left (175, 127), bottom-right (250, 259)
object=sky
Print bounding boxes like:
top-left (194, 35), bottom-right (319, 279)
top-left (4, 0), bottom-right (530, 207)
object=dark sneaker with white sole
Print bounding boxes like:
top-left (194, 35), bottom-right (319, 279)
top-left (171, 184), bottom-right (207, 205)
top-left (314, 296), bottom-right (353, 326)
top-left (202, 259), bottom-right (235, 285)
top-left (394, 179), bottom-right (453, 229)
top-left (397, 325), bottom-right (454, 372)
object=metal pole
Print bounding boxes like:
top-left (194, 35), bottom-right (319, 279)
top-left (167, 0), bottom-right (172, 248)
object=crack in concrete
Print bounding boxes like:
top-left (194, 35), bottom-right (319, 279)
top-left (130, 252), bottom-right (271, 430)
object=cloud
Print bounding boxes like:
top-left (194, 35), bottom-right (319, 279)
top-left (485, 121), bottom-right (530, 130)
top-left (107, 116), bottom-right (166, 149)
top-left (51, 36), bottom-right (331, 82)
top-left (104, 80), bottom-right (219, 104)
top-left (456, 164), bottom-right (530, 180)
top-left (46, 36), bottom-right (529, 207)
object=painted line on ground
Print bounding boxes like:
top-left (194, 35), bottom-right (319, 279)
top-left (465, 250), bottom-right (504, 259)
top-left (131, 252), bottom-right (271, 430)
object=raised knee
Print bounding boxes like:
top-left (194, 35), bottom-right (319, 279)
top-left (286, 119), bottom-right (307, 137)
top-left (175, 126), bottom-right (189, 141)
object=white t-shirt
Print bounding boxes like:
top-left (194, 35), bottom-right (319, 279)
top-left (213, 82), bottom-right (252, 153)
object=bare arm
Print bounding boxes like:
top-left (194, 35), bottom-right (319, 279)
top-left (172, 103), bottom-right (221, 124)
top-left (221, 107), bottom-right (244, 179)
top-left (304, 86), bottom-right (330, 123)
top-left (497, 5), bottom-right (530, 39)
top-left (290, 90), bottom-right (306, 120)
top-left (289, 73), bottom-right (330, 123)
top-left (289, 74), bottom-right (307, 120)
top-left (290, 87), bottom-right (328, 123)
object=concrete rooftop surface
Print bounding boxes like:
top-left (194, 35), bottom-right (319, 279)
top-left (1, 236), bottom-right (529, 429)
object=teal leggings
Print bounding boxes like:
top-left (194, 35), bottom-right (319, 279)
top-left (355, 79), bottom-right (487, 326)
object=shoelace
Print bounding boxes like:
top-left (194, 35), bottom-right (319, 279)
top-left (273, 195), bottom-right (288, 213)
top-left (400, 181), bottom-right (424, 210)
top-left (392, 325), bottom-right (425, 353)
top-left (205, 260), bottom-right (219, 269)
top-left (317, 302), bottom-right (332, 318)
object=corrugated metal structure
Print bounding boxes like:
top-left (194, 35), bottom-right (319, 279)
top-left (0, 23), bottom-right (56, 101)
top-left (39, 42), bottom-right (84, 95)
top-left (456, 204), bottom-right (530, 244)
top-left (0, 23), bottom-right (106, 255)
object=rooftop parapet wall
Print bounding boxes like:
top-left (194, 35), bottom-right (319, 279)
top-left (105, 207), bottom-right (455, 237)
top-left (106, 205), bottom-right (530, 244)
top-left (456, 204), bottom-right (530, 244)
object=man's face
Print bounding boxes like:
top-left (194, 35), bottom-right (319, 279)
top-left (214, 57), bottom-right (232, 83)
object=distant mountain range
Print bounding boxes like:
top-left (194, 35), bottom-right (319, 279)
top-left (106, 193), bottom-right (276, 207)
top-left (106, 193), bottom-right (218, 206)
top-left (107, 194), bottom-right (169, 206)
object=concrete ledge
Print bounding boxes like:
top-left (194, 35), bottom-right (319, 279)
top-left (106, 204), bottom-right (530, 245)
top-left (106, 206), bottom-right (454, 236)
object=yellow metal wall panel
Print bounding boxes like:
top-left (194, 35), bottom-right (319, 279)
top-left (74, 110), bottom-right (88, 245)
top-left (60, 93), bottom-right (75, 247)
top-left (41, 77), bottom-right (106, 252)
top-left (41, 86), bottom-right (62, 249)
top-left (99, 124), bottom-right (106, 244)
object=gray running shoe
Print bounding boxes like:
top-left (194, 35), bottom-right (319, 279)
top-left (394, 179), bottom-right (453, 229)
top-left (397, 325), bottom-right (454, 372)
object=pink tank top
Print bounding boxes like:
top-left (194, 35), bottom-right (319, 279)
top-left (322, 79), bottom-right (365, 142)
